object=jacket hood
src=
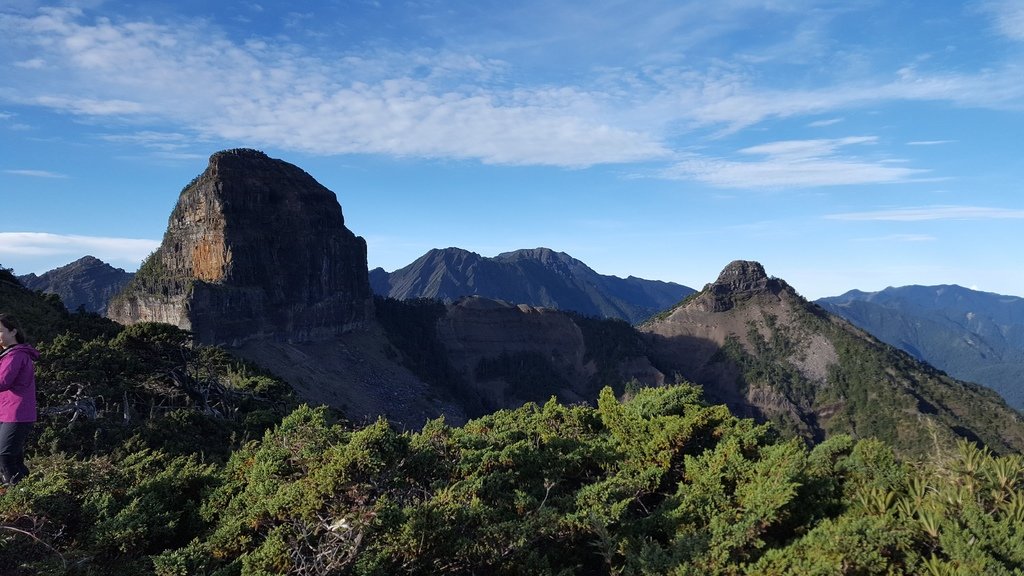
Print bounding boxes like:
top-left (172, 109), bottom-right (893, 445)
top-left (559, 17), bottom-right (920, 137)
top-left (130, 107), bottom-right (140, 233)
top-left (1, 344), bottom-right (40, 361)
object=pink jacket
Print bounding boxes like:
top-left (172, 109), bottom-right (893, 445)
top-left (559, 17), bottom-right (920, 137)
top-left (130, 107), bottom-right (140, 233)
top-left (0, 344), bottom-right (39, 422)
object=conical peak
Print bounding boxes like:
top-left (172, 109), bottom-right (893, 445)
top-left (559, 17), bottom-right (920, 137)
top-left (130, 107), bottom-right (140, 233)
top-left (699, 260), bottom-right (790, 312)
top-left (714, 260), bottom-right (769, 292)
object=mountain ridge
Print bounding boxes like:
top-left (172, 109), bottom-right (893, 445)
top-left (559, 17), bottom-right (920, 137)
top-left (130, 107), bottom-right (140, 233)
top-left (16, 150), bottom-right (1024, 458)
top-left (639, 260), bottom-right (1024, 454)
top-left (18, 255), bottom-right (134, 315)
top-left (817, 284), bottom-right (1024, 409)
top-left (371, 246), bottom-right (694, 324)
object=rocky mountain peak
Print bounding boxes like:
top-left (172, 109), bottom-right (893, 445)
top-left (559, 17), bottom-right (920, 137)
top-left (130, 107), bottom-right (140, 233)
top-left (702, 260), bottom-right (788, 312)
top-left (108, 149), bottom-right (372, 346)
top-left (714, 260), bottom-right (768, 289)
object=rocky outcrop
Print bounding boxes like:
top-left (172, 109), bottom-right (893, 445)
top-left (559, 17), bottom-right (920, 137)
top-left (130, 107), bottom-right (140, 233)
top-left (702, 260), bottom-right (788, 312)
top-left (19, 256), bottom-right (133, 315)
top-left (108, 149), bottom-right (372, 346)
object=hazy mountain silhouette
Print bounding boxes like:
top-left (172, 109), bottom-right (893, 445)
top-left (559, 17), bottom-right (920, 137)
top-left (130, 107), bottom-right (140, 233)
top-left (817, 285), bottom-right (1024, 409)
top-left (18, 255), bottom-right (134, 315)
top-left (370, 247), bottom-right (694, 324)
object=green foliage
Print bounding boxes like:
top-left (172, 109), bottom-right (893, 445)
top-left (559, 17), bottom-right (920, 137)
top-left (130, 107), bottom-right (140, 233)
top-left (6, 377), bottom-right (1024, 574)
top-left (1, 450), bottom-right (218, 576)
top-left (32, 320), bottom-right (296, 460)
top-left (5, 273), bottom-right (1024, 574)
top-left (123, 251), bottom-right (171, 295)
top-left (718, 319), bottom-right (820, 441)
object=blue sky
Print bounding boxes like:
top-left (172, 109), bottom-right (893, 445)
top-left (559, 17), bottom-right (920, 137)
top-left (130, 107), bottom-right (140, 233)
top-left (1, 0), bottom-right (1023, 300)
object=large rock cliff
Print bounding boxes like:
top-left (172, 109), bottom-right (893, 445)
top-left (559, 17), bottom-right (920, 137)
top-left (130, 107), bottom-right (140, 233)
top-left (108, 149), bottom-right (372, 346)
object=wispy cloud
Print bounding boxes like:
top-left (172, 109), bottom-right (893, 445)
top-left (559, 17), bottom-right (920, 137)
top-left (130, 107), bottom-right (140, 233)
top-left (0, 232), bottom-right (158, 265)
top-left (660, 136), bottom-right (930, 188)
top-left (906, 140), bottom-right (955, 146)
top-left (32, 95), bottom-right (146, 116)
top-left (1, 5), bottom-right (1022, 169)
top-left (979, 0), bottom-right (1024, 41)
top-left (826, 205), bottom-right (1024, 221)
top-left (4, 169), bottom-right (68, 178)
top-left (0, 7), bottom-right (668, 167)
top-left (14, 57), bottom-right (45, 69)
top-left (808, 117), bottom-right (843, 127)
top-left (681, 69), bottom-right (1024, 135)
top-left (99, 131), bottom-right (207, 154)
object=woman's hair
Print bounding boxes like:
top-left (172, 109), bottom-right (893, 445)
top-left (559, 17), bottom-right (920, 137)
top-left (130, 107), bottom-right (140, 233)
top-left (0, 314), bottom-right (28, 344)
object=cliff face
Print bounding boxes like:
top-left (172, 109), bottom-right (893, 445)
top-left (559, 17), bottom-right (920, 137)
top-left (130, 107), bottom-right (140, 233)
top-left (108, 149), bottom-right (372, 345)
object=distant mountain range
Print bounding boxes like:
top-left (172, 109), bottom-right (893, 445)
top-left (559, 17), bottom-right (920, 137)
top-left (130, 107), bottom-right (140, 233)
top-left (16, 250), bottom-right (1024, 414)
top-left (370, 247), bottom-right (695, 324)
top-left (816, 286), bottom-right (1024, 410)
top-left (18, 255), bottom-right (134, 315)
top-left (7, 149), bottom-right (1024, 460)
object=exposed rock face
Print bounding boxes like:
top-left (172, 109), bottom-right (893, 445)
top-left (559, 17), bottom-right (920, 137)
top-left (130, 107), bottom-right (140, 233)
top-left (19, 255), bottom-right (133, 315)
top-left (108, 149), bottom-right (372, 345)
top-left (642, 260), bottom-right (809, 418)
top-left (703, 260), bottom-right (787, 312)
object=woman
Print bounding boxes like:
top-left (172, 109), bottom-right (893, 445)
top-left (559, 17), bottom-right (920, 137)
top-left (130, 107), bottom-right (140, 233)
top-left (0, 314), bottom-right (39, 485)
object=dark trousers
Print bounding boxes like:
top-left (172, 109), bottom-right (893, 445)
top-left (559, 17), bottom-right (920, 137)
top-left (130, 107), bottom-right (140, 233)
top-left (0, 421), bottom-right (32, 484)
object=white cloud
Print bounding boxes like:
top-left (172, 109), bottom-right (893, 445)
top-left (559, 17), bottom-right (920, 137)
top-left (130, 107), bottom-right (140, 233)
top-left (980, 0), bottom-right (1024, 41)
top-left (33, 95), bottom-right (146, 116)
top-left (808, 117), bottom-right (843, 127)
top-left (0, 8), bottom-right (668, 168)
top-left (739, 136), bottom-right (877, 158)
top-left (660, 136), bottom-right (930, 188)
top-left (14, 57), bottom-right (45, 69)
top-left (0, 232), bottom-right (158, 270)
top-left (906, 140), bottom-right (955, 146)
top-left (99, 131), bottom-right (204, 153)
top-left (826, 205), bottom-right (1024, 221)
top-left (680, 68), bottom-right (1024, 135)
top-left (4, 169), bottom-right (68, 178)
top-left (1, 5), bottom-right (1022, 169)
